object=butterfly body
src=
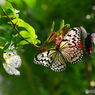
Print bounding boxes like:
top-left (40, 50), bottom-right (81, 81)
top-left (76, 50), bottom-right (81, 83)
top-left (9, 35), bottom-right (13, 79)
top-left (84, 34), bottom-right (92, 55)
top-left (33, 27), bottom-right (83, 72)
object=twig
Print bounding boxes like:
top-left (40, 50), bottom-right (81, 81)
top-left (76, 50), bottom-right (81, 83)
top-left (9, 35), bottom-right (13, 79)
top-left (1, 6), bottom-right (40, 49)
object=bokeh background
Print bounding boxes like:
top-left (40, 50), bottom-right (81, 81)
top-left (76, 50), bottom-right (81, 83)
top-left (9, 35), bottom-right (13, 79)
top-left (0, 0), bottom-right (95, 95)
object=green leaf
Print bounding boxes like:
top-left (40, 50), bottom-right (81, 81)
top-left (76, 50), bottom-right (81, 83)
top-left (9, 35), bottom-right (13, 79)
top-left (59, 20), bottom-right (65, 29)
top-left (12, 18), bottom-right (41, 44)
top-left (19, 31), bottom-right (31, 38)
top-left (5, 2), bottom-right (14, 11)
top-left (18, 40), bottom-right (29, 45)
top-left (3, 1), bottom-right (19, 18)
top-left (11, 34), bottom-right (21, 43)
top-left (27, 38), bottom-right (40, 44)
top-left (19, 30), bottom-right (41, 44)
top-left (14, 34), bottom-right (21, 43)
top-left (0, 37), bottom-right (6, 43)
top-left (12, 19), bottom-right (37, 38)
top-left (2, 2), bottom-right (40, 45)
top-left (0, 46), bottom-right (4, 49)
top-left (3, 43), bottom-right (10, 50)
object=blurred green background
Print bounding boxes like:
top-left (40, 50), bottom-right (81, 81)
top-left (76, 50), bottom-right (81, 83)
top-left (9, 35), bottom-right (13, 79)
top-left (0, 0), bottom-right (95, 95)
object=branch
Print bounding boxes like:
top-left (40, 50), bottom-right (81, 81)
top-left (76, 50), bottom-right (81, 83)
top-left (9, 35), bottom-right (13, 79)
top-left (1, 7), bottom-right (40, 49)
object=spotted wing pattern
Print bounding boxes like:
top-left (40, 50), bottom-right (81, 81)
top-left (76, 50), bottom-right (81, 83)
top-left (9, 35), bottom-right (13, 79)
top-left (33, 50), bottom-right (66, 72)
top-left (33, 27), bottom-right (83, 72)
top-left (60, 27), bottom-right (83, 64)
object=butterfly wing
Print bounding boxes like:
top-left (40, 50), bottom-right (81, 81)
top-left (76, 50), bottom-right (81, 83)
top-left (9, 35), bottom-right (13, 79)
top-left (60, 27), bottom-right (81, 47)
top-left (50, 51), bottom-right (66, 72)
top-left (61, 46), bottom-right (83, 63)
top-left (33, 50), bottom-right (66, 72)
top-left (8, 55), bottom-right (22, 68)
top-left (33, 51), bottom-right (52, 67)
top-left (91, 33), bottom-right (95, 44)
top-left (3, 62), bottom-right (20, 75)
top-left (3, 52), bottom-right (21, 68)
top-left (80, 26), bottom-right (87, 39)
top-left (60, 27), bottom-right (83, 64)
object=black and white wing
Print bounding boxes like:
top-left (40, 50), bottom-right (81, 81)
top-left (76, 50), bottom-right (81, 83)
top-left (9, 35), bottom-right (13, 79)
top-left (59, 27), bottom-right (83, 64)
top-left (33, 50), bottom-right (66, 72)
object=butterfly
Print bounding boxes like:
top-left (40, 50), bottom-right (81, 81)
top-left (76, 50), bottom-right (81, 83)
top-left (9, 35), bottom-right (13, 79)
top-left (33, 27), bottom-right (83, 72)
top-left (84, 33), bottom-right (95, 55)
top-left (80, 26), bottom-right (95, 55)
top-left (3, 50), bottom-right (22, 75)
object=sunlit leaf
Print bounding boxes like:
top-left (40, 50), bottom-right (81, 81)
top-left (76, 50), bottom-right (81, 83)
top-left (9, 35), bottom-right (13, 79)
top-left (12, 19), bottom-right (37, 38)
top-left (19, 30), bottom-right (31, 38)
top-left (12, 18), bottom-right (41, 44)
top-left (4, 1), bottom-right (14, 11)
top-left (26, 38), bottom-right (41, 44)
top-left (19, 31), bottom-right (41, 44)
top-left (2, 1), bottom-right (18, 18)
top-left (18, 40), bottom-right (29, 45)
top-left (0, 46), bottom-right (4, 49)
